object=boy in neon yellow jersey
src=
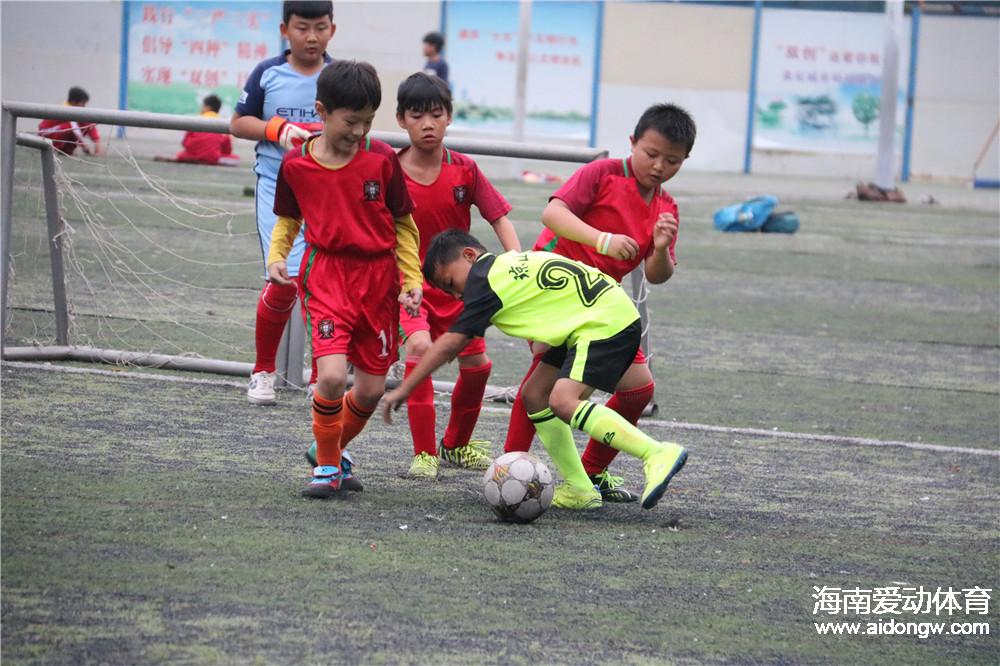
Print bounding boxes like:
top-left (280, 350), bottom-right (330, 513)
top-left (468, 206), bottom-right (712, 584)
top-left (382, 230), bottom-right (688, 510)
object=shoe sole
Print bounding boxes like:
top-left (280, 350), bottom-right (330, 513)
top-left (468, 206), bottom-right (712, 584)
top-left (339, 478), bottom-right (364, 491)
top-left (301, 486), bottom-right (339, 499)
top-left (641, 449), bottom-right (688, 510)
top-left (247, 395), bottom-right (277, 406)
top-left (552, 499), bottom-right (603, 510)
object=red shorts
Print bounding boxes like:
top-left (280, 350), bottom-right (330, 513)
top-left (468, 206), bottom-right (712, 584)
top-left (297, 249), bottom-right (399, 374)
top-left (399, 284), bottom-right (486, 357)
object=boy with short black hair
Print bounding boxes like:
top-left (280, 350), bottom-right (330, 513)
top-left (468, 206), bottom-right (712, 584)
top-left (383, 230), bottom-right (688, 511)
top-left (268, 60), bottom-right (423, 498)
top-left (305, 72), bottom-right (518, 478)
top-left (169, 94), bottom-right (239, 166)
top-left (421, 31), bottom-right (449, 82)
top-left (38, 86), bottom-right (101, 156)
top-left (392, 72), bottom-right (518, 478)
top-left (504, 103), bottom-right (696, 506)
top-left (232, 0), bottom-right (334, 407)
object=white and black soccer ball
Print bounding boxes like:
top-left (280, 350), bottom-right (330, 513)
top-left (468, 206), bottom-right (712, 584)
top-left (482, 451), bottom-right (554, 524)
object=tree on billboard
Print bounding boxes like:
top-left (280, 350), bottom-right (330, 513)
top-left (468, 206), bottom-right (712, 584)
top-left (852, 93), bottom-right (880, 136)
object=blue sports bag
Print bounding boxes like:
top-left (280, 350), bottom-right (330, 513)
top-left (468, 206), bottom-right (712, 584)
top-left (713, 195), bottom-right (778, 232)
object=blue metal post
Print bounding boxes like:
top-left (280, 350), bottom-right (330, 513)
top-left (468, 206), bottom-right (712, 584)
top-left (901, 4), bottom-right (920, 182)
top-left (117, 0), bottom-right (130, 138)
top-left (588, 0), bottom-right (605, 148)
top-left (743, 0), bottom-right (763, 174)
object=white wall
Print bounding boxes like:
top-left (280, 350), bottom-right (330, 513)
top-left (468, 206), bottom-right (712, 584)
top-left (909, 15), bottom-right (1000, 180)
top-left (595, 2), bottom-right (753, 168)
top-left (1, 1), bottom-right (124, 132)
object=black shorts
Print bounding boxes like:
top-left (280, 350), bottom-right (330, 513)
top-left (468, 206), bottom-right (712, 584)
top-left (541, 318), bottom-right (642, 393)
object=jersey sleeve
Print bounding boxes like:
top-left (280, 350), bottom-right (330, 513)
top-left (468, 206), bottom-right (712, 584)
top-left (469, 161), bottom-right (512, 222)
top-left (234, 60), bottom-right (268, 119)
top-left (272, 159), bottom-right (301, 219)
top-left (449, 255), bottom-right (502, 338)
top-left (86, 123), bottom-right (100, 143)
top-left (383, 150), bottom-right (414, 219)
top-left (550, 160), bottom-right (606, 218)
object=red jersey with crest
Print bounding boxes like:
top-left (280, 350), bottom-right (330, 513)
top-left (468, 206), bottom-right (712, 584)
top-left (534, 157), bottom-right (678, 283)
top-left (273, 136), bottom-right (413, 256)
top-left (38, 118), bottom-right (100, 156)
top-left (400, 147), bottom-right (511, 258)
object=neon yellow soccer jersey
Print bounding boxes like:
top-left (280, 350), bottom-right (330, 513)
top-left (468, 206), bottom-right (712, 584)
top-left (448, 251), bottom-right (640, 347)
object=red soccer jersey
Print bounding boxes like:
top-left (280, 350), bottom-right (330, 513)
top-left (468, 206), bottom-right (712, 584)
top-left (400, 147), bottom-right (512, 259)
top-left (273, 137), bottom-right (413, 256)
top-left (177, 130), bottom-right (232, 164)
top-left (38, 118), bottom-right (100, 156)
top-left (534, 157), bottom-right (678, 283)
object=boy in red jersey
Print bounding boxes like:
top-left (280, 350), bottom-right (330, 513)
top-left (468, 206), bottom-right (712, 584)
top-left (268, 60), bottom-right (423, 498)
top-left (394, 73), bottom-right (519, 479)
top-left (504, 103), bottom-right (696, 508)
top-left (174, 95), bottom-right (239, 166)
top-left (38, 87), bottom-right (102, 156)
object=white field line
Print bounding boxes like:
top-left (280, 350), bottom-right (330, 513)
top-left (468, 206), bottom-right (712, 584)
top-left (5, 360), bottom-right (998, 458)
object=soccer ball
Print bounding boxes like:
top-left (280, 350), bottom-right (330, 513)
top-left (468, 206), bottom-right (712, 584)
top-left (482, 451), bottom-right (554, 524)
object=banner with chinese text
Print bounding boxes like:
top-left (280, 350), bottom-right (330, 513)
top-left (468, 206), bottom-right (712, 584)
top-left (754, 9), bottom-right (910, 154)
top-left (444, 1), bottom-right (599, 142)
top-left (126, 1), bottom-right (282, 115)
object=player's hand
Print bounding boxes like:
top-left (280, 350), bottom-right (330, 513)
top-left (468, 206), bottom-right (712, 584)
top-left (605, 233), bottom-right (641, 262)
top-left (653, 212), bottom-right (678, 251)
top-left (381, 387), bottom-right (407, 424)
top-left (267, 261), bottom-right (292, 285)
top-left (399, 287), bottom-right (423, 317)
top-left (266, 117), bottom-right (313, 150)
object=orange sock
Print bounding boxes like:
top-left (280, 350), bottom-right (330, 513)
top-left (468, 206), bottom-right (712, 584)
top-left (340, 390), bottom-right (375, 450)
top-left (312, 391), bottom-right (344, 468)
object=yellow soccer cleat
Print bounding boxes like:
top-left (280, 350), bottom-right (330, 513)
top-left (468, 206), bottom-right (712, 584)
top-left (440, 439), bottom-right (492, 470)
top-left (406, 452), bottom-right (440, 480)
top-left (640, 442), bottom-right (688, 510)
top-left (551, 483), bottom-right (603, 510)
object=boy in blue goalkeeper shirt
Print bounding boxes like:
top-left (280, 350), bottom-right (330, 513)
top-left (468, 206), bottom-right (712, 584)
top-left (231, 1), bottom-right (333, 407)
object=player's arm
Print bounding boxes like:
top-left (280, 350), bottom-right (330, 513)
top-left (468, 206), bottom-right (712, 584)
top-left (382, 332), bottom-right (470, 423)
top-left (644, 211), bottom-right (678, 284)
top-left (394, 213), bottom-right (423, 314)
top-left (542, 198), bottom-right (639, 262)
top-left (488, 215), bottom-right (521, 252)
top-left (267, 215), bottom-right (303, 285)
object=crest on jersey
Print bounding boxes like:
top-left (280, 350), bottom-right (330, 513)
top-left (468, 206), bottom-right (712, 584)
top-left (453, 185), bottom-right (467, 204)
top-left (363, 180), bottom-right (381, 201)
top-left (318, 319), bottom-right (335, 339)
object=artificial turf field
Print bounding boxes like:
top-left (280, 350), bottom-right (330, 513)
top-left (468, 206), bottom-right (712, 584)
top-left (2, 142), bottom-right (998, 663)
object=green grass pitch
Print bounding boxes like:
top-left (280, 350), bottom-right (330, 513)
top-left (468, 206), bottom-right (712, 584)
top-left (2, 143), bottom-right (998, 663)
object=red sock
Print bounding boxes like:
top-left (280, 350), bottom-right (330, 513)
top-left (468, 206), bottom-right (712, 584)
top-left (503, 353), bottom-right (544, 453)
top-left (312, 391), bottom-right (344, 468)
top-left (405, 357), bottom-right (437, 456)
top-left (252, 281), bottom-right (297, 374)
top-left (443, 361), bottom-right (491, 449)
top-left (341, 390), bottom-right (375, 449)
top-left (581, 382), bottom-right (655, 475)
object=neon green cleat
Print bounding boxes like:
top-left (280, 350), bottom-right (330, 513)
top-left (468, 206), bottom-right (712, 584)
top-left (439, 439), bottom-right (492, 470)
top-left (551, 483), bottom-right (603, 510)
top-left (406, 452), bottom-right (440, 480)
top-left (640, 442), bottom-right (688, 510)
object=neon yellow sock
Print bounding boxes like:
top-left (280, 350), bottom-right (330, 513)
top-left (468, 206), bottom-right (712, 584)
top-left (570, 401), bottom-right (660, 461)
top-left (528, 407), bottom-right (593, 490)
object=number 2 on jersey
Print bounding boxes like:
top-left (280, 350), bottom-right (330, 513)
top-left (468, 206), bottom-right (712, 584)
top-left (536, 258), bottom-right (613, 307)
